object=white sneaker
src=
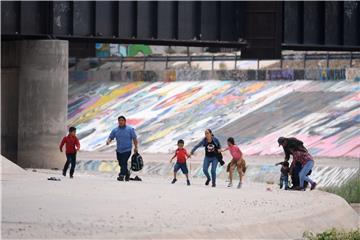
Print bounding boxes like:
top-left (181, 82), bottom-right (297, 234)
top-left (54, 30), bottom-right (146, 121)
top-left (227, 182), bottom-right (233, 187)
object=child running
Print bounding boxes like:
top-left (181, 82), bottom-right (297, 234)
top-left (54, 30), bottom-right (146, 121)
top-left (170, 139), bottom-right (191, 186)
top-left (59, 127), bottom-right (80, 178)
top-left (221, 137), bottom-right (246, 188)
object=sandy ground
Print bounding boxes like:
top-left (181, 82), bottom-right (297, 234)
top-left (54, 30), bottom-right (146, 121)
top-left (1, 156), bottom-right (359, 239)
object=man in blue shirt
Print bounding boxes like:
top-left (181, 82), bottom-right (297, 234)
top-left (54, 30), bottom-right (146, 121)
top-left (107, 116), bottom-right (138, 181)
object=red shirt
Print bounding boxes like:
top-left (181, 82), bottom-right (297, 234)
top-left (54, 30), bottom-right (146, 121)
top-left (225, 145), bottom-right (243, 160)
top-left (60, 134), bottom-right (80, 154)
top-left (175, 148), bottom-right (188, 163)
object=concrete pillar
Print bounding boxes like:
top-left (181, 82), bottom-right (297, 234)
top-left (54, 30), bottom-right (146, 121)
top-left (1, 41), bottom-right (21, 163)
top-left (17, 40), bottom-right (68, 169)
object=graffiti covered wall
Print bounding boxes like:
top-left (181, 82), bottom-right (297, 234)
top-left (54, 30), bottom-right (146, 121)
top-left (68, 79), bottom-right (359, 158)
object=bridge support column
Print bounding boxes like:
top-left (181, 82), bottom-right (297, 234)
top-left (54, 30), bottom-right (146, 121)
top-left (2, 40), bottom-right (69, 169)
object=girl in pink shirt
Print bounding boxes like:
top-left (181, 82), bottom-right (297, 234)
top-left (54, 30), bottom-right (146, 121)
top-left (221, 137), bottom-right (246, 188)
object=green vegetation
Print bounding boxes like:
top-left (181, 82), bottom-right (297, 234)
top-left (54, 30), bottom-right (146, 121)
top-left (321, 177), bottom-right (360, 203)
top-left (303, 228), bottom-right (360, 240)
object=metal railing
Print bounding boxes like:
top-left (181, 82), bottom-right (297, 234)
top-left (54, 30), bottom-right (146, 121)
top-left (69, 52), bottom-right (360, 70)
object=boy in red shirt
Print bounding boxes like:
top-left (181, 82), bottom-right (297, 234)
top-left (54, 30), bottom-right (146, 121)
top-left (170, 139), bottom-right (191, 186)
top-left (59, 127), bottom-right (80, 178)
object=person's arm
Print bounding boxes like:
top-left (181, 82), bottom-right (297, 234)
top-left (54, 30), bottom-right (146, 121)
top-left (131, 128), bottom-right (138, 152)
top-left (75, 137), bottom-right (80, 151)
top-left (59, 137), bottom-right (66, 152)
top-left (106, 129), bottom-right (115, 145)
top-left (185, 149), bottom-right (191, 158)
top-left (190, 139), bottom-right (204, 155)
top-left (284, 147), bottom-right (290, 161)
top-left (133, 138), bottom-right (138, 152)
top-left (219, 147), bottom-right (228, 153)
top-left (170, 152), bottom-right (177, 163)
top-left (214, 138), bottom-right (221, 150)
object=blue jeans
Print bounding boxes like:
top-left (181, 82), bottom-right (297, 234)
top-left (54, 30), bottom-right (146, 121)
top-left (203, 156), bottom-right (218, 185)
top-left (116, 151), bottom-right (131, 177)
top-left (299, 160), bottom-right (314, 188)
top-left (280, 175), bottom-right (289, 190)
top-left (63, 153), bottom-right (76, 176)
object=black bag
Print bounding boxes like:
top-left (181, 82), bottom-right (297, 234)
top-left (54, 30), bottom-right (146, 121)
top-left (130, 152), bottom-right (143, 172)
top-left (216, 151), bottom-right (225, 166)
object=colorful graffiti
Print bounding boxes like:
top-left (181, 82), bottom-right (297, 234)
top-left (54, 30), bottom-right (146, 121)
top-left (68, 80), bottom-right (359, 158)
top-left (96, 43), bottom-right (153, 58)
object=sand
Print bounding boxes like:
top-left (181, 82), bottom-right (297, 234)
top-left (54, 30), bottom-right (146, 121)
top-left (1, 156), bottom-right (359, 239)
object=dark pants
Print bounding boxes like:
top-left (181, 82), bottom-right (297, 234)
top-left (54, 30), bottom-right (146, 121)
top-left (116, 151), bottom-right (131, 178)
top-left (63, 153), bottom-right (76, 176)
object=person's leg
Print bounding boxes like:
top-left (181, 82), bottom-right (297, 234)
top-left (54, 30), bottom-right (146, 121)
top-left (172, 163), bottom-right (180, 183)
top-left (69, 153), bottom-right (76, 177)
top-left (203, 157), bottom-right (211, 185)
top-left (63, 154), bottom-right (71, 176)
top-left (118, 151), bottom-right (131, 179)
top-left (182, 164), bottom-right (190, 185)
top-left (116, 152), bottom-right (123, 180)
top-left (284, 176), bottom-right (289, 190)
top-left (210, 157), bottom-right (219, 187)
top-left (299, 161), bottom-right (314, 188)
top-left (291, 161), bottom-right (301, 187)
top-left (236, 159), bottom-right (244, 188)
top-left (280, 176), bottom-right (284, 189)
top-left (228, 160), bottom-right (236, 186)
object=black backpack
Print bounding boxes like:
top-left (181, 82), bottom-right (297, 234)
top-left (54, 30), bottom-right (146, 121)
top-left (131, 152), bottom-right (143, 172)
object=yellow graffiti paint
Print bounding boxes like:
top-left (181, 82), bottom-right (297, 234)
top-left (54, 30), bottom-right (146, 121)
top-left (71, 82), bottom-right (146, 125)
top-left (99, 161), bottom-right (119, 172)
top-left (144, 125), bottom-right (179, 143)
top-left (240, 82), bottom-right (265, 94)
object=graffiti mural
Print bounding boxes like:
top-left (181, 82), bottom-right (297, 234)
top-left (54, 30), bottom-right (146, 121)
top-left (68, 79), bottom-right (359, 158)
top-left (96, 43), bottom-right (153, 57)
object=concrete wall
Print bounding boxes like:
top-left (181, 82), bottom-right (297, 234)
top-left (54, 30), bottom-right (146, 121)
top-left (1, 42), bottom-right (21, 163)
top-left (1, 40), bottom-right (69, 169)
top-left (69, 68), bottom-right (359, 82)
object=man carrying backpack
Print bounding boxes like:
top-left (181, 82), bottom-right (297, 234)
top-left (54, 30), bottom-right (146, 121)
top-left (107, 116), bottom-right (138, 181)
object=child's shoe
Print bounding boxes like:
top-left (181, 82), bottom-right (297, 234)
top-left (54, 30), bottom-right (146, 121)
top-left (187, 180), bottom-right (190, 186)
top-left (237, 182), bottom-right (242, 189)
top-left (227, 182), bottom-right (233, 187)
top-left (171, 178), bottom-right (177, 184)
